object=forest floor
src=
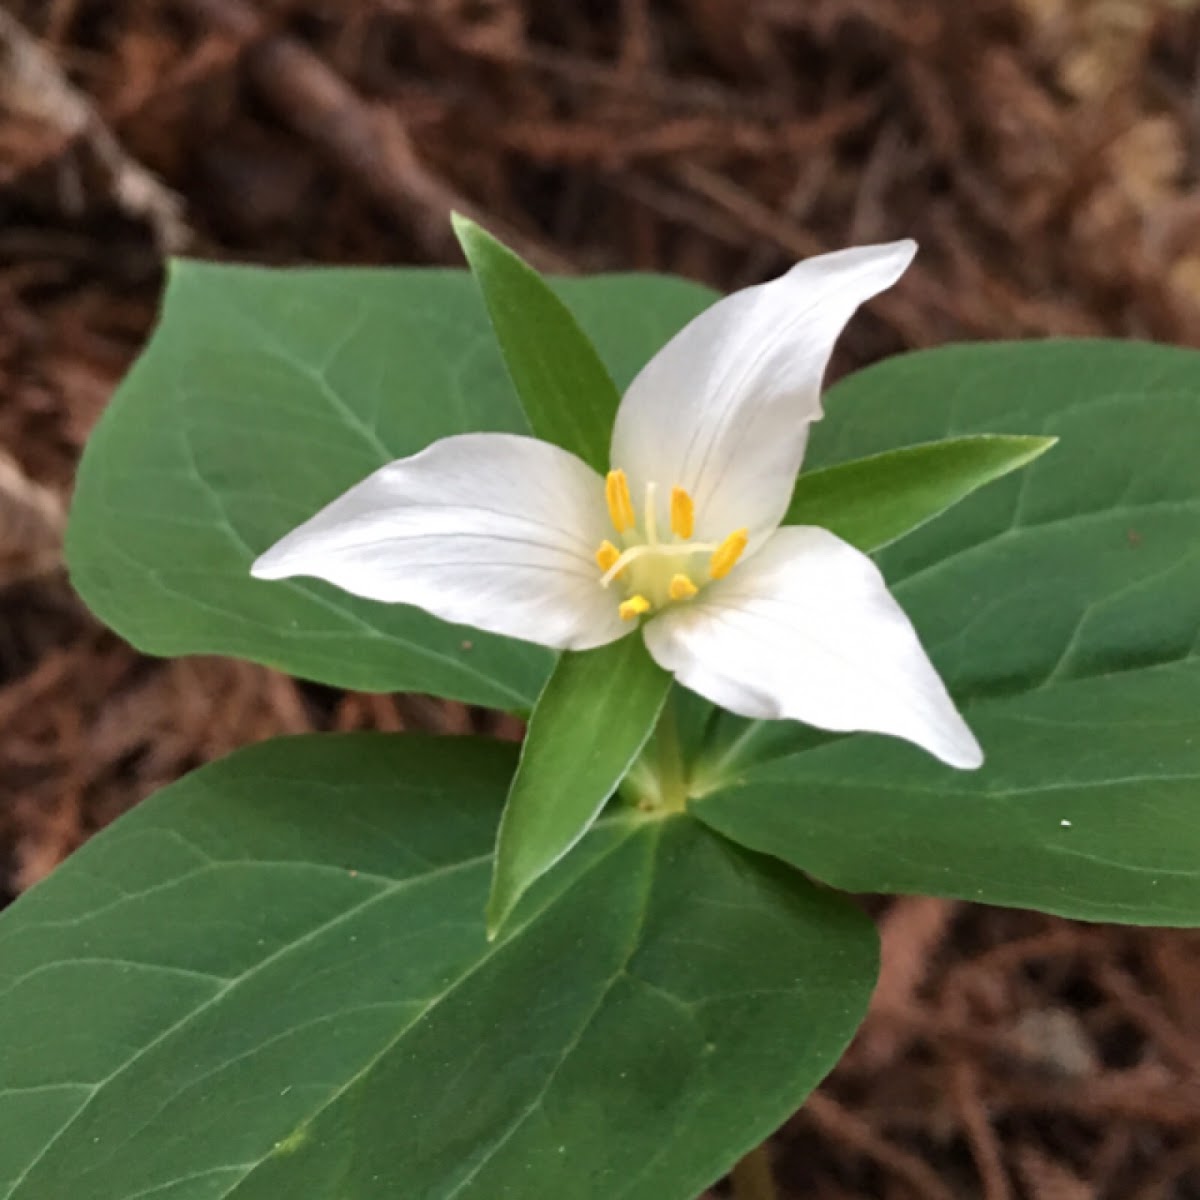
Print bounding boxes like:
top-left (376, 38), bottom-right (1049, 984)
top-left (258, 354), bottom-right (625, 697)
top-left (2, 2), bottom-right (1200, 1196)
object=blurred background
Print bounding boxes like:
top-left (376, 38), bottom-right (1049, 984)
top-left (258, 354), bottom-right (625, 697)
top-left (2, 2), bottom-right (1200, 1196)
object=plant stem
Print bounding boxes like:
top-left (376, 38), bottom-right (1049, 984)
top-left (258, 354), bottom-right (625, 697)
top-left (620, 691), bottom-right (692, 814)
top-left (729, 1143), bottom-right (778, 1200)
top-left (651, 692), bottom-right (689, 813)
top-left (688, 719), bottom-right (765, 797)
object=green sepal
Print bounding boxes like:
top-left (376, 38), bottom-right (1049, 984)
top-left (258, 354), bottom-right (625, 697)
top-left (454, 214), bottom-right (622, 473)
top-left (785, 434), bottom-right (1057, 551)
top-left (486, 635), bottom-right (671, 938)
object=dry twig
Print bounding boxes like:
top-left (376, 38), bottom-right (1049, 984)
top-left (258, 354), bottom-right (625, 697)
top-left (0, 451), bottom-right (65, 586)
top-left (0, 7), bottom-right (190, 252)
top-left (174, 0), bottom-right (571, 271)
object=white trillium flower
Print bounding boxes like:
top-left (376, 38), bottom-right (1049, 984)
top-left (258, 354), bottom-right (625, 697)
top-left (253, 241), bottom-right (983, 770)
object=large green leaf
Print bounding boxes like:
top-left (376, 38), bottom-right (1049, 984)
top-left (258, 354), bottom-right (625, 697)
top-left (697, 665), bottom-right (1200, 924)
top-left (487, 637), bottom-right (670, 938)
top-left (784, 434), bottom-right (1056, 551)
top-left (454, 215), bottom-right (621, 472)
top-left (694, 340), bottom-right (1200, 924)
top-left (66, 264), bottom-right (717, 708)
top-left (0, 734), bottom-right (877, 1200)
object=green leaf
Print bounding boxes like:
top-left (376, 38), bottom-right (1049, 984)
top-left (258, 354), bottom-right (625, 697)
top-left (784, 434), bottom-right (1057, 551)
top-left (66, 264), bottom-right (717, 708)
top-left (0, 734), bottom-right (877, 1200)
top-left (696, 665), bottom-right (1200, 924)
top-left (454, 215), bottom-right (621, 472)
top-left (487, 637), bottom-right (670, 938)
top-left (693, 340), bottom-right (1200, 924)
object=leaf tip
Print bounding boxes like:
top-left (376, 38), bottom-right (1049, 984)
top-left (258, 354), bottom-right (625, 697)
top-left (1021, 434), bottom-right (1060, 464)
top-left (484, 879), bottom-right (514, 943)
top-left (483, 902), bottom-right (507, 943)
top-left (450, 210), bottom-right (475, 239)
top-left (451, 212), bottom-right (497, 262)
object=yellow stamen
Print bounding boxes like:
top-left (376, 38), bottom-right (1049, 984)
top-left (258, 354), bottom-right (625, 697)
top-left (595, 540), bottom-right (621, 574)
top-left (605, 469), bottom-right (635, 533)
top-left (619, 594), bottom-right (652, 621)
top-left (709, 528), bottom-right (749, 580)
top-left (668, 573), bottom-right (698, 601)
top-left (669, 486), bottom-right (694, 540)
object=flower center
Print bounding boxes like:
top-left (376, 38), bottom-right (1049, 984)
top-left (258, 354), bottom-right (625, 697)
top-left (595, 469), bottom-right (748, 621)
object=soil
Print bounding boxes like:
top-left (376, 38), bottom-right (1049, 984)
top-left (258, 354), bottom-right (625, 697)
top-left (2, 2), bottom-right (1199, 1196)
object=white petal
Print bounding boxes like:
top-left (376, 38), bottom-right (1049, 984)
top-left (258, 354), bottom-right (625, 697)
top-left (252, 433), bottom-right (627, 651)
top-left (642, 526), bottom-right (982, 769)
top-left (610, 242), bottom-right (916, 546)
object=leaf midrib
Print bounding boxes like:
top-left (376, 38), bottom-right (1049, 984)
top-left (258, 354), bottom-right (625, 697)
top-left (222, 815), bottom-right (652, 1200)
top-left (437, 821), bottom-right (666, 1200)
top-left (892, 496), bottom-right (1200, 595)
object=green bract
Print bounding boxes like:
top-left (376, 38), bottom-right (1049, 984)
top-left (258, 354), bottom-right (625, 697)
top-left (5, 224), bottom-right (1194, 1199)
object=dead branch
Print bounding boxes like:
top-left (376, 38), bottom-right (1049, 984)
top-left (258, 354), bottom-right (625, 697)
top-left (173, 0), bottom-right (571, 272)
top-left (0, 7), bottom-right (190, 253)
top-left (0, 450), bottom-right (65, 587)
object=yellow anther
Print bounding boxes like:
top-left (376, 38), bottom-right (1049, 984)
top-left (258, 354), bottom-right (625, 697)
top-left (668, 573), bottom-right (698, 601)
top-left (618, 594), bottom-right (652, 621)
top-left (605, 469), bottom-right (635, 534)
top-left (669, 486), bottom-right (694, 540)
top-left (709, 528), bottom-right (749, 580)
top-left (595, 540), bottom-right (621, 575)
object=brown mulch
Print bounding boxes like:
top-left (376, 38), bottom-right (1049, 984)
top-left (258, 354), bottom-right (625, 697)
top-left (2, 2), bottom-right (1200, 1196)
